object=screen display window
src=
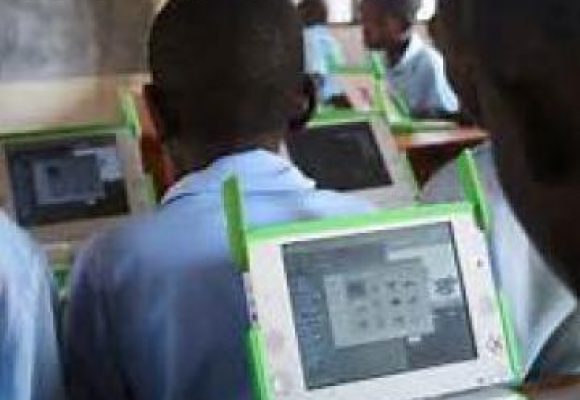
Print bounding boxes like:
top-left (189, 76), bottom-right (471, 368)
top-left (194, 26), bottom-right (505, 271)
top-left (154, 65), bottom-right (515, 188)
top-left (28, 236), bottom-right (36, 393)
top-left (282, 222), bottom-right (476, 390)
top-left (6, 135), bottom-right (129, 226)
top-left (286, 122), bottom-right (393, 191)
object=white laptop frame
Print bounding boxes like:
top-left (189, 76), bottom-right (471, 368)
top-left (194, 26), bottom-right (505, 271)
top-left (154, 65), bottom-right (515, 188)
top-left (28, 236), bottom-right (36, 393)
top-left (282, 115), bottom-right (417, 209)
top-left (0, 128), bottom-right (151, 245)
top-left (245, 210), bottom-right (516, 400)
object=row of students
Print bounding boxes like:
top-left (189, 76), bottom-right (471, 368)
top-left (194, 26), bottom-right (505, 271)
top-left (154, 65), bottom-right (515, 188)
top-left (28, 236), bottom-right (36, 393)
top-left (3, 0), bottom-right (580, 398)
top-left (300, 0), bottom-right (459, 118)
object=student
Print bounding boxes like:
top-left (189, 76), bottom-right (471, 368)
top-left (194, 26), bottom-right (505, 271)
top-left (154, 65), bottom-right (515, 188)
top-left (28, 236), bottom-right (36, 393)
top-left (422, 143), bottom-right (580, 377)
top-left (433, 0), bottom-right (580, 296)
top-left (298, 0), bottom-right (351, 108)
top-left (360, 0), bottom-right (459, 118)
top-left (0, 212), bottom-right (65, 400)
top-left (64, 0), bottom-right (372, 399)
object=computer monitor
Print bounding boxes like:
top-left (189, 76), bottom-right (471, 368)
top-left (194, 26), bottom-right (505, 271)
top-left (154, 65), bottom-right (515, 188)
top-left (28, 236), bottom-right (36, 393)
top-left (284, 117), bottom-right (417, 208)
top-left (331, 58), bottom-right (458, 135)
top-left (242, 206), bottom-right (519, 400)
top-left (0, 127), bottom-right (152, 246)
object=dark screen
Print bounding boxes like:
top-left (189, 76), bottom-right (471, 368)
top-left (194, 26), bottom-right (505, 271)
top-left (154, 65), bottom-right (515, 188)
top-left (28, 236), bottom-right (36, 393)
top-left (282, 223), bottom-right (477, 390)
top-left (7, 135), bottom-right (129, 227)
top-left (286, 122), bottom-right (393, 191)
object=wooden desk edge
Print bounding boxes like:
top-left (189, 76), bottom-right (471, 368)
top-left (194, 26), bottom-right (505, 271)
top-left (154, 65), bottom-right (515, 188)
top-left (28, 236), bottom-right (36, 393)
top-left (396, 127), bottom-right (488, 151)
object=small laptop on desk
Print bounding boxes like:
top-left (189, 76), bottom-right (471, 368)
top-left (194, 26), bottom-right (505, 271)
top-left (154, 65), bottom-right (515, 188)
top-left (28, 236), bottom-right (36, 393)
top-left (223, 152), bottom-right (526, 400)
top-left (329, 53), bottom-right (458, 136)
top-left (0, 108), bottom-right (153, 286)
top-left (283, 113), bottom-right (417, 209)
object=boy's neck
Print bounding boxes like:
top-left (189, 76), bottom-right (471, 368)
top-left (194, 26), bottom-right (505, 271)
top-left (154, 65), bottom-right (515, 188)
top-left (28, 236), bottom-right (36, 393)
top-left (386, 35), bottom-right (413, 67)
top-left (173, 132), bottom-right (283, 175)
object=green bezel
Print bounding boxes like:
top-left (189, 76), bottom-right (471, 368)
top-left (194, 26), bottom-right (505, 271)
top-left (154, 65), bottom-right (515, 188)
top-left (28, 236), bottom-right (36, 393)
top-left (0, 90), bottom-right (140, 141)
top-left (247, 325), bottom-right (273, 400)
top-left (223, 176), bottom-right (250, 272)
top-left (497, 292), bottom-right (524, 385)
top-left (457, 150), bottom-right (492, 233)
top-left (247, 203), bottom-right (473, 244)
top-left (309, 109), bottom-right (373, 128)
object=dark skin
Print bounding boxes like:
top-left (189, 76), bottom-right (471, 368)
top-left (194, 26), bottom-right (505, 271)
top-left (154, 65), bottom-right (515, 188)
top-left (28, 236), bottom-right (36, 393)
top-left (147, 81), bottom-right (316, 178)
top-left (435, 0), bottom-right (580, 294)
top-left (360, 0), bottom-right (412, 66)
top-left (165, 131), bottom-right (284, 176)
top-left (428, 7), bottom-right (480, 125)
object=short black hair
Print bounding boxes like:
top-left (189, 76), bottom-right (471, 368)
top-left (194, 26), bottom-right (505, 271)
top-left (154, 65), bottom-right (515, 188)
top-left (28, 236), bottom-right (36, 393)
top-left (298, 0), bottom-right (329, 26)
top-left (370, 0), bottom-right (421, 25)
top-left (149, 0), bottom-right (303, 142)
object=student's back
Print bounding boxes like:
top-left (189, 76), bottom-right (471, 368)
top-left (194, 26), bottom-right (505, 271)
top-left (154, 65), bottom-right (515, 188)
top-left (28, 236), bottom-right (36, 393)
top-left (67, 151), bottom-right (370, 400)
top-left (65, 1), bottom-right (372, 399)
top-left (0, 212), bottom-right (64, 400)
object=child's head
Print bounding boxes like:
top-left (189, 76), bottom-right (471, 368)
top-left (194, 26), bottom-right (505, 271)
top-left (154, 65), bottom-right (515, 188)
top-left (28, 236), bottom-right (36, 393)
top-left (435, 0), bottom-right (580, 293)
top-left (298, 0), bottom-right (329, 27)
top-left (148, 0), bottom-right (306, 171)
top-left (361, 0), bottom-right (421, 52)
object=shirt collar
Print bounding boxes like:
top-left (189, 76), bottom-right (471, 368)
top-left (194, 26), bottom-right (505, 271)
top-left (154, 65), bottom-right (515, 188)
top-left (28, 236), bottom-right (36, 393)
top-left (162, 150), bottom-right (315, 205)
top-left (390, 33), bottom-right (424, 75)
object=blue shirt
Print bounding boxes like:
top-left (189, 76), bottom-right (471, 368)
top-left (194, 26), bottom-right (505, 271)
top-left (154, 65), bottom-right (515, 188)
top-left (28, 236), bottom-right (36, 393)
top-left (387, 33), bottom-right (459, 117)
top-left (0, 212), bottom-right (64, 400)
top-left (303, 25), bottom-right (345, 101)
top-left (421, 143), bottom-right (578, 377)
top-left (65, 150), bottom-right (373, 400)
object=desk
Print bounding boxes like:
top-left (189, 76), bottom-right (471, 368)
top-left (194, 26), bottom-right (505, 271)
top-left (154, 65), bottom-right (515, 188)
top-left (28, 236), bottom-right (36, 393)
top-left (396, 127), bottom-right (488, 186)
top-left (524, 376), bottom-right (580, 399)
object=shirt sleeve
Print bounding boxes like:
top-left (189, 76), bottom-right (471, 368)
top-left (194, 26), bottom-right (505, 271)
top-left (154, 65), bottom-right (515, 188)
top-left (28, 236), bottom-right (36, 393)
top-left (416, 51), bottom-right (460, 116)
top-left (303, 27), bottom-right (345, 101)
top-left (65, 239), bottom-right (128, 400)
top-left (303, 29), bottom-right (326, 75)
top-left (0, 238), bottom-right (65, 400)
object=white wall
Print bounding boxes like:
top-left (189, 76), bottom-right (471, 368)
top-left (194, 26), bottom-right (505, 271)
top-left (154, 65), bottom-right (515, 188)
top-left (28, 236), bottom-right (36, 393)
top-left (0, 0), bottom-right (161, 133)
top-left (326, 0), bottom-right (354, 24)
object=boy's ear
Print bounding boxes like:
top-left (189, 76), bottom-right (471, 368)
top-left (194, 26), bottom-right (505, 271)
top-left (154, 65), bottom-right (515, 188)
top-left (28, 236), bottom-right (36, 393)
top-left (288, 74), bottom-right (318, 133)
top-left (143, 83), bottom-right (179, 142)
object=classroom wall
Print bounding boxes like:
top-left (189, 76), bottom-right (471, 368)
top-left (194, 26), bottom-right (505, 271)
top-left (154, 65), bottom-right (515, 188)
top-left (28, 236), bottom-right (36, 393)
top-left (330, 25), bottom-right (366, 65)
top-left (0, 0), bottom-right (163, 132)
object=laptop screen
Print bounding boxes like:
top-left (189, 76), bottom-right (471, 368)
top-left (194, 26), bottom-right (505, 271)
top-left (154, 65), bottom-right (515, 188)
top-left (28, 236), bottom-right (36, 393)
top-left (282, 222), bottom-right (477, 390)
top-left (6, 134), bottom-right (130, 227)
top-left (286, 121), bottom-right (393, 191)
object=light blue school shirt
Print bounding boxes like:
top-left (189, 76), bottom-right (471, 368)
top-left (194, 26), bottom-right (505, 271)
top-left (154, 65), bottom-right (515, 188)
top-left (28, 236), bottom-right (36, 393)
top-left (65, 150), bottom-right (373, 400)
top-left (303, 25), bottom-right (345, 101)
top-left (421, 143), bottom-right (579, 377)
top-left (0, 212), bottom-right (65, 400)
top-left (387, 33), bottom-right (459, 117)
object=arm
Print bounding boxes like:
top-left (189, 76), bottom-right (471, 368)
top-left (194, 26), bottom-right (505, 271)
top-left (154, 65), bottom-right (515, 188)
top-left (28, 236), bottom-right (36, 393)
top-left (0, 238), bottom-right (65, 400)
top-left (414, 51), bottom-right (460, 118)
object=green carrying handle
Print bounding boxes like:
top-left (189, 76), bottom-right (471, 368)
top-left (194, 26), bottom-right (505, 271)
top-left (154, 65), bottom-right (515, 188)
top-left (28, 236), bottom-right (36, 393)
top-left (457, 149), bottom-right (492, 233)
top-left (223, 176), bottom-right (250, 272)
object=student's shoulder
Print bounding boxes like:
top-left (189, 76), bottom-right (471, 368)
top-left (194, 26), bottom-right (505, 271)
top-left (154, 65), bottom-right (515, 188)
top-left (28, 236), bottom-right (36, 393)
top-left (74, 212), bottom-right (165, 276)
top-left (412, 40), bottom-right (447, 76)
top-left (0, 212), bottom-right (46, 281)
